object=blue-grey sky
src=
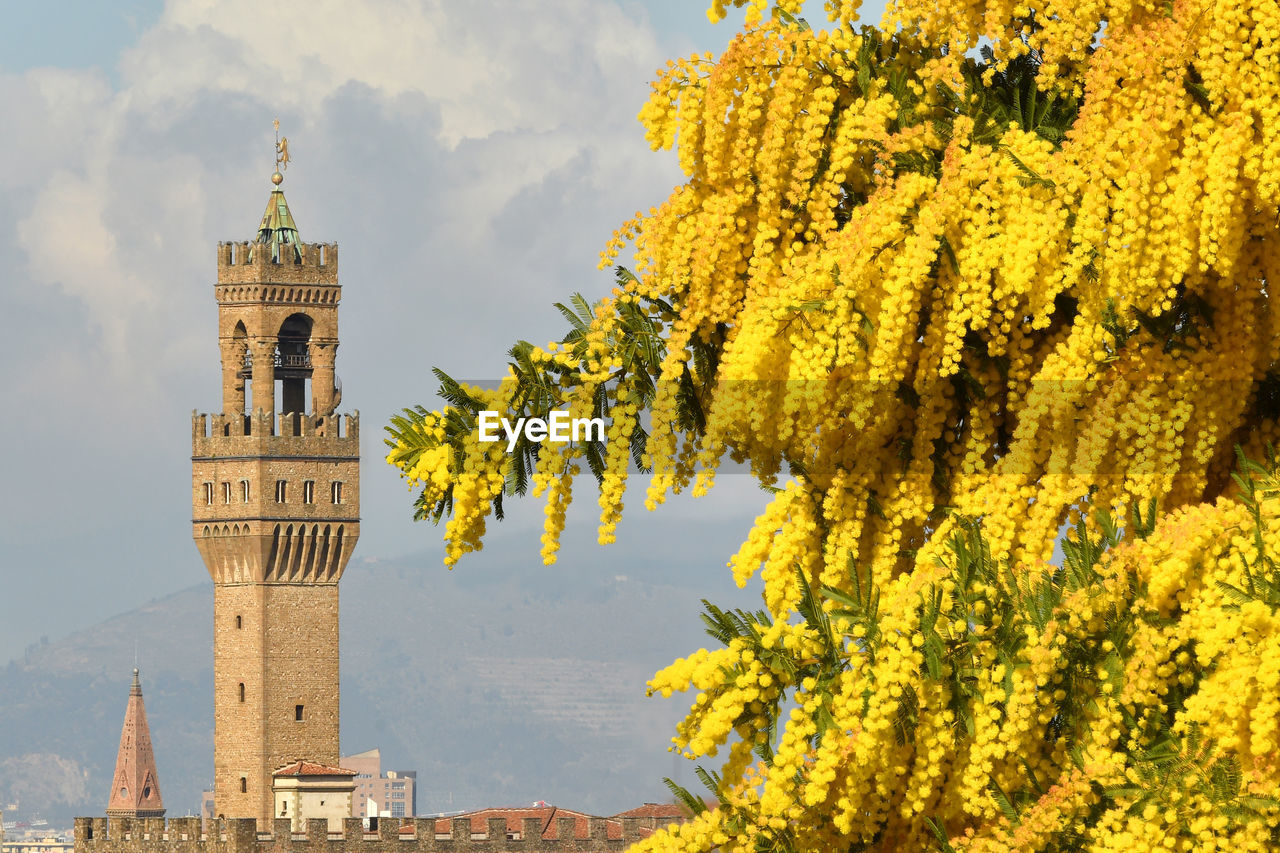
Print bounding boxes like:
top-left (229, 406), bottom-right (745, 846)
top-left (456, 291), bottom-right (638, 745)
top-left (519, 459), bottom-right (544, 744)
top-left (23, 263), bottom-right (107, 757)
top-left (0, 0), bottom-right (888, 664)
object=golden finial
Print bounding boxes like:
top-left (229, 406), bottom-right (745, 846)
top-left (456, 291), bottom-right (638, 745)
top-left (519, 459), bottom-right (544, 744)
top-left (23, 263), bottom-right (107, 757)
top-left (272, 118), bottom-right (290, 186)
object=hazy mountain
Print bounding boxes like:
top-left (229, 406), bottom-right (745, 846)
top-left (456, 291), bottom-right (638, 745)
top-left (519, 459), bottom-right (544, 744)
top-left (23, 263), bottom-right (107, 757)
top-left (0, 515), bottom-right (759, 823)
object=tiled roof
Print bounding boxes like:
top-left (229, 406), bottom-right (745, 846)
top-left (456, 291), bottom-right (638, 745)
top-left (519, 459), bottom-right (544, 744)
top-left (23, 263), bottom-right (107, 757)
top-left (423, 803), bottom-right (692, 841)
top-left (272, 761), bottom-right (358, 777)
top-left (431, 806), bottom-right (623, 840)
top-left (611, 803), bottom-right (690, 820)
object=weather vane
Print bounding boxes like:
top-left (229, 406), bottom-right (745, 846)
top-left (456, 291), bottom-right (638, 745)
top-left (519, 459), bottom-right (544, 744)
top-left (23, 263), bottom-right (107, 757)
top-left (272, 118), bottom-right (290, 186)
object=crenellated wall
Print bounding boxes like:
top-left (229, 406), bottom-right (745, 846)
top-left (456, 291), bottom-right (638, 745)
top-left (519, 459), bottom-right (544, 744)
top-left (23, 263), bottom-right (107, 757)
top-left (217, 242), bottom-right (339, 286)
top-left (74, 816), bottom-right (657, 852)
top-left (192, 411), bottom-right (360, 447)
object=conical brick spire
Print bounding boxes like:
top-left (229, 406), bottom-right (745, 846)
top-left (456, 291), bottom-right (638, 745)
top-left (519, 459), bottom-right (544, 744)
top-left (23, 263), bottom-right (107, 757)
top-left (105, 668), bottom-right (165, 818)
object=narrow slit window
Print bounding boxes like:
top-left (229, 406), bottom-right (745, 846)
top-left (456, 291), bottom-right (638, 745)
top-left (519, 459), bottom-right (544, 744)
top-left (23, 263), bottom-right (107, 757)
top-left (235, 615), bottom-right (242, 629)
top-left (239, 682), bottom-right (245, 702)
top-left (221, 482), bottom-right (232, 504)
top-left (295, 704), bottom-right (304, 721)
top-left (303, 481), bottom-right (315, 504)
top-left (240, 778), bottom-right (247, 794)
top-left (240, 480), bottom-right (250, 503)
top-left (331, 481), bottom-right (343, 504)
top-left (275, 480), bottom-right (287, 503)
top-left (203, 483), bottom-right (214, 506)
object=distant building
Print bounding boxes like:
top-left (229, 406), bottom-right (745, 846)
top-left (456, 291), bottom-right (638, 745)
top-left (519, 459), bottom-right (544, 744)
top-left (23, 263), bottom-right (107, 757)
top-left (271, 762), bottom-right (357, 833)
top-left (104, 669), bottom-right (165, 819)
top-left (609, 802), bottom-right (689, 825)
top-left (340, 749), bottom-right (416, 818)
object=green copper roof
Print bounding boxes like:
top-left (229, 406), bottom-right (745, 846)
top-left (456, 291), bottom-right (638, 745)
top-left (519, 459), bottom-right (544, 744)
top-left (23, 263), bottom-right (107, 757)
top-left (249, 188), bottom-right (302, 263)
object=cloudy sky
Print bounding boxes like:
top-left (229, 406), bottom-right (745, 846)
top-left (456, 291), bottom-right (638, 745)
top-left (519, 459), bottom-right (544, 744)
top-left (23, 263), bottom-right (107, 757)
top-left (0, 0), bottom-right (889, 665)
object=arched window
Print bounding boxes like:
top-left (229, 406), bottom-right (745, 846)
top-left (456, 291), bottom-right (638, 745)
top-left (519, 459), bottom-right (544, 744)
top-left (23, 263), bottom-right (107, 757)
top-left (277, 314), bottom-right (314, 421)
top-left (240, 778), bottom-right (247, 794)
top-left (239, 682), bottom-right (245, 702)
top-left (241, 480), bottom-right (250, 502)
top-left (235, 615), bottom-right (242, 629)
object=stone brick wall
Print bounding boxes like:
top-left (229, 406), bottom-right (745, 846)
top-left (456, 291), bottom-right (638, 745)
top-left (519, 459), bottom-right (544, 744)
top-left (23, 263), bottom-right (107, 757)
top-left (262, 584), bottom-right (340, 773)
top-left (75, 817), bottom-right (661, 853)
top-left (213, 584), bottom-right (267, 823)
top-left (210, 585), bottom-right (341, 826)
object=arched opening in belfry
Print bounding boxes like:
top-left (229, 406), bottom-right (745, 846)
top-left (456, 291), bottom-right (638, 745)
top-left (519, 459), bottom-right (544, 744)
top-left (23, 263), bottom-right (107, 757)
top-left (276, 313), bottom-right (313, 425)
top-left (231, 321), bottom-right (250, 416)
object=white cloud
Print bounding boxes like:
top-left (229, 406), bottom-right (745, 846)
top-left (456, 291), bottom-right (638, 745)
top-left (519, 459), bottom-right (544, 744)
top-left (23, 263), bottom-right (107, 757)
top-left (0, 69), bottom-right (115, 187)
top-left (120, 0), bottom-right (664, 147)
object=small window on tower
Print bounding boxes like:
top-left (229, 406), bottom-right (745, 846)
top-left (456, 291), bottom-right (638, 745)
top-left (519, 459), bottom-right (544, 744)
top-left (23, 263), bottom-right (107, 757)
top-left (303, 481), bottom-right (315, 504)
top-left (235, 615), bottom-right (242, 629)
top-left (275, 480), bottom-right (287, 503)
top-left (239, 682), bottom-right (245, 702)
top-left (241, 480), bottom-right (250, 502)
top-left (203, 483), bottom-right (214, 506)
top-left (222, 482), bottom-right (232, 504)
top-left (240, 778), bottom-right (247, 794)
top-left (295, 704), bottom-right (304, 721)
top-left (331, 481), bottom-right (343, 504)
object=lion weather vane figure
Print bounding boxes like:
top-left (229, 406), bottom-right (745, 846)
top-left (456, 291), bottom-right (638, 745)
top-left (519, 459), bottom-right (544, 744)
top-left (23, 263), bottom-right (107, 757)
top-left (272, 118), bottom-right (290, 185)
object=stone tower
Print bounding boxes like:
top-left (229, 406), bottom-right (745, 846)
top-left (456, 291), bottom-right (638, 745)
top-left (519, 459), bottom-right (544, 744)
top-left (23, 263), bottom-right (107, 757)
top-left (192, 169), bottom-right (360, 828)
top-left (106, 669), bottom-right (166, 819)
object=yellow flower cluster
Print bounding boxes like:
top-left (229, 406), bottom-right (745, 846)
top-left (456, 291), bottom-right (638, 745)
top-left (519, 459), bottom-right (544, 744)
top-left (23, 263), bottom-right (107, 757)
top-left (387, 0), bottom-right (1280, 846)
top-left (636, 488), bottom-right (1280, 851)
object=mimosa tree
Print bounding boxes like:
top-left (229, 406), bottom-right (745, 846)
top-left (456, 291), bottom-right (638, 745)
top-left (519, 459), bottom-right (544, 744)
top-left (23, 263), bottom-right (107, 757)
top-left (388, 0), bottom-right (1280, 848)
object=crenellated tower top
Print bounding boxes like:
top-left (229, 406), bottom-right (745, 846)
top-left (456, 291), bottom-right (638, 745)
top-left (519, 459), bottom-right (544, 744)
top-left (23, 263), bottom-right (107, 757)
top-left (217, 239), bottom-right (337, 285)
top-left (209, 176), bottom-right (342, 423)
